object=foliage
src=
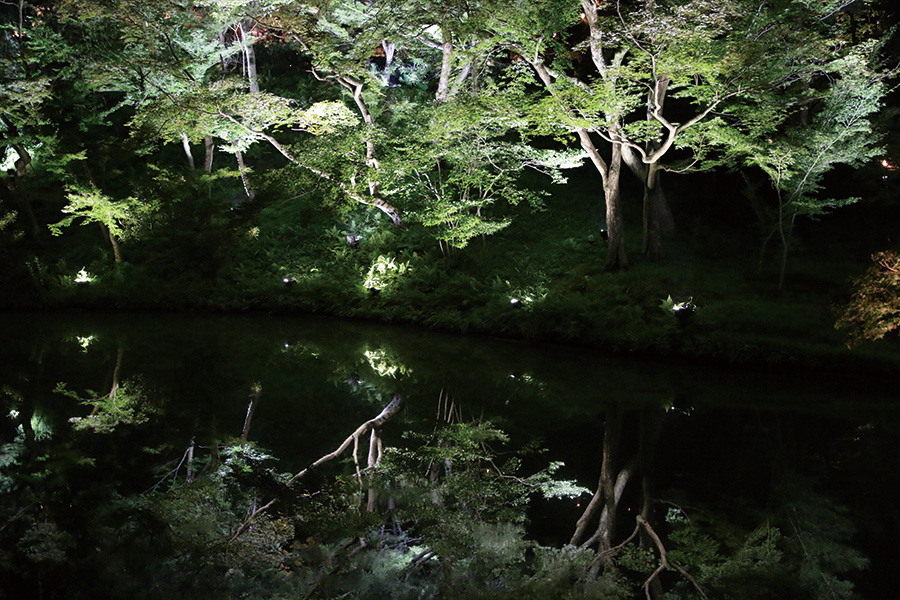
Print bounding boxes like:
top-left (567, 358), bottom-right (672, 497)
top-left (742, 50), bottom-right (883, 215)
top-left (47, 186), bottom-right (150, 242)
top-left (660, 294), bottom-right (696, 314)
top-left (385, 95), bottom-right (582, 249)
top-left (57, 379), bottom-right (159, 434)
top-left (0, 197), bottom-right (18, 240)
top-left (835, 250), bottom-right (900, 345)
top-left (363, 254), bottom-right (410, 292)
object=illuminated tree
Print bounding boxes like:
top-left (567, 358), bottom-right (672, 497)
top-left (489, 0), bottom-right (635, 269)
top-left (267, 0), bottom-right (571, 236)
top-left (836, 250), bottom-right (900, 346)
top-left (489, 0), bottom-right (890, 268)
top-left (712, 49), bottom-right (886, 289)
top-left (48, 185), bottom-right (150, 263)
top-left (0, 0), bottom-right (53, 237)
top-left (595, 0), bottom-right (750, 261)
top-left (387, 95), bottom-right (583, 250)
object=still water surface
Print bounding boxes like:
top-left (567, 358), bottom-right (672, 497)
top-left (1, 311), bottom-right (897, 598)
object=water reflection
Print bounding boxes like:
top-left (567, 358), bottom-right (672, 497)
top-left (0, 311), bottom-right (897, 599)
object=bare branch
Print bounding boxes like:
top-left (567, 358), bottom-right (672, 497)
top-left (228, 498), bottom-right (277, 543)
top-left (637, 515), bottom-right (708, 600)
top-left (289, 394), bottom-right (404, 484)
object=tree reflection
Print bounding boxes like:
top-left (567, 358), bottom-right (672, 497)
top-left (0, 317), bottom-right (893, 599)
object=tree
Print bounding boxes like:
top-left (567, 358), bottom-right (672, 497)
top-left (1, 0), bottom-right (53, 237)
top-left (489, 0), bottom-right (636, 269)
top-left (596, 0), bottom-right (750, 261)
top-left (61, 0), bottom-right (382, 213)
top-left (384, 93), bottom-right (582, 251)
top-left (48, 185), bottom-right (149, 263)
top-left (719, 49), bottom-right (885, 288)
top-left (835, 249), bottom-right (900, 346)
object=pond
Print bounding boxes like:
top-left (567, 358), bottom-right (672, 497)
top-left (1, 311), bottom-right (897, 600)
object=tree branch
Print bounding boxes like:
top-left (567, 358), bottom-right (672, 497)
top-left (289, 394), bottom-right (404, 484)
top-left (636, 515), bottom-right (708, 600)
top-left (228, 498), bottom-right (277, 543)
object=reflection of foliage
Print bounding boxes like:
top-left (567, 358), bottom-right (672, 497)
top-left (382, 421), bottom-right (586, 540)
top-left (59, 379), bottom-right (159, 434)
top-left (76, 335), bottom-right (95, 351)
top-left (363, 347), bottom-right (410, 379)
top-left (664, 511), bottom-right (788, 598)
top-left (777, 475), bottom-right (869, 600)
top-left (120, 442), bottom-right (299, 599)
top-left (835, 250), bottom-right (900, 346)
top-left (655, 478), bottom-right (868, 600)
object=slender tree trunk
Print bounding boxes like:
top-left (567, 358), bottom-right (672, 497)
top-left (234, 148), bottom-right (254, 200)
top-left (241, 382), bottom-right (262, 442)
top-left (777, 203), bottom-right (789, 290)
top-left (338, 76), bottom-right (402, 225)
top-left (603, 141), bottom-right (627, 270)
top-left (108, 346), bottom-right (122, 398)
top-left (366, 428), bottom-right (384, 512)
top-left (239, 22), bottom-right (260, 94)
top-left (230, 20), bottom-right (258, 199)
top-left (99, 222), bottom-right (123, 263)
top-left (642, 162), bottom-right (665, 261)
top-left (181, 132), bottom-right (196, 169)
top-left (204, 135), bottom-right (215, 172)
top-left (382, 40), bottom-right (395, 75)
top-left (436, 28), bottom-right (453, 101)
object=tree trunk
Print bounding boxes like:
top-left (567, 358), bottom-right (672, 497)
top-left (99, 222), bottom-right (123, 263)
top-left (621, 69), bottom-right (677, 262)
top-left (642, 162), bottom-right (665, 262)
top-left (570, 404), bottom-right (624, 548)
top-left (625, 146), bottom-right (675, 263)
top-left (777, 207), bottom-right (792, 291)
top-left (241, 382), bottom-right (262, 441)
top-left (603, 141), bottom-right (628, 270)
top-left (234, 148), bottom-right (254, 200)
top-left (576, 128), bottom-right (627, 270)
top-left (436, 28), bottom-right (453, 101)
top-left (230, 21), bottom-right (258, 199)
top-left (204, 135), bottom-right (215, 172)
top-left (338, 75), bottom-right (402, 225)
top-left (528, 27), bottom-right (628, 270)
top-left (290, 394), bottom-right (404, 484)
top-left (237, 21), bottom-right (260, 94)
top-left (181, 132), bottom-right (196, 169)
top-left (366, 428), bottom-right (384, 512)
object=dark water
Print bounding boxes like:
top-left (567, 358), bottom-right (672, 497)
top-left (1, 311), bottom-right (897, 598)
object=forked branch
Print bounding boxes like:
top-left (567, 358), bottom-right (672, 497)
top-left (289, 394), bottom-right (404, 484)
top-left (636, 515), bottom-right (707, 600)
